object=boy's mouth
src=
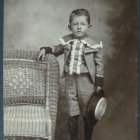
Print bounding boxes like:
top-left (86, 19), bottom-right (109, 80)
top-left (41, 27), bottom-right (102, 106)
top-left (77, 31), bottom-right (82, 33)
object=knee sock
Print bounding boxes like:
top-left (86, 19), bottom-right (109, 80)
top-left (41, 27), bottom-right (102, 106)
top-left (68, 115), bottom-right (79, 140)
top-left (83, 117), bottom-right (94, 140)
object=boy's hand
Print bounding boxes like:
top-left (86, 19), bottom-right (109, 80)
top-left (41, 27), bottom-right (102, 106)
top-left (38, 47), bottom-right (53, 61)
top-left (38, 49), bottom-right (46, 61)
top-left (95, 86), bottom-right (105, 97)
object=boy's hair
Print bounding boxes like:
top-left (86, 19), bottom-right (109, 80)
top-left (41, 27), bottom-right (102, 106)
top-left (69, 9), bottom-right (90, 24)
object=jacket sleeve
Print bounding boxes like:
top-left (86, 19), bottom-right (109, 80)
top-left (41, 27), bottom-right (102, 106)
top-left (94, 49), bottom-right (104, 87)
top-left (40, 44), bottom-right (64, 57)
top-left (52, 44), bottom-right (64, 57)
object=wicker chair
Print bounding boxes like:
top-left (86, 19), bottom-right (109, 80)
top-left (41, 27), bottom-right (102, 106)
top-left (3, 50), bottom-right (60, 140)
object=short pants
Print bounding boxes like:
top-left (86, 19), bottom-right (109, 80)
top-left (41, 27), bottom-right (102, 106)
top-left (65, 73), bottom-right (94, 117)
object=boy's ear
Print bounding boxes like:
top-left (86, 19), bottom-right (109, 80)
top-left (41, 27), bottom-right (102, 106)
top-left (88, 24), bottom-right (92, 28)
top-left (68, 25), bottom-right (71, 31)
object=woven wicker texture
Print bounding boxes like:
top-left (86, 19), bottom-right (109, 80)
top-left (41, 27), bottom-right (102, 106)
top-left (3, 50), bottom-right (60, 140)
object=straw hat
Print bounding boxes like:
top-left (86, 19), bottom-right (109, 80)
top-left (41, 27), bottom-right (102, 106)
top-left (86, 90), bottom-right (107, 127)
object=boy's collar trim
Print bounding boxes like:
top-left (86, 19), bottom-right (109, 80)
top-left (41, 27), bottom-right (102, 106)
top-left (81, 40), bottom-right (103, 50)
top-left (59, 36), bottom-right (103, 50)
top-left (59, 38), bottom-right (74, 45)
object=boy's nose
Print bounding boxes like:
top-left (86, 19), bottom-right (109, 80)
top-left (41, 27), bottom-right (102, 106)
top-left (77, 25), bottom-right (81, 29)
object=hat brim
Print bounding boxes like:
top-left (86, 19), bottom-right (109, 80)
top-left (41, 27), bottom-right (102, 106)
top-left (86, 91), bottom-right (107, 127)
top-left (94, 97), bottom-right (107, 120)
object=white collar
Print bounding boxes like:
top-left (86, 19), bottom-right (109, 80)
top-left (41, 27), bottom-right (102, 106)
top-left (59, 38), bottom-right (103, 50)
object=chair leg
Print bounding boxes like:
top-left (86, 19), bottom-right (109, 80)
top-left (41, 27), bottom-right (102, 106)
top-left (10, 137), bottom-right (16, 140)
top-left (34, 138), bottom-right (40, 140)
top-left (4, 137), bottom-right (8, 140)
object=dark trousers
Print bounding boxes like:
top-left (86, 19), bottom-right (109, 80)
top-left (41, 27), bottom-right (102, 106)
top-left (68, 115), bottom-right (94, 140)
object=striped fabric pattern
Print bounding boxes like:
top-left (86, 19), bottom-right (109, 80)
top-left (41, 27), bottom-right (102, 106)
top-left (69, 40), bottom-right (84, 75)
top-left (4, 106), bottom-right (51, 138)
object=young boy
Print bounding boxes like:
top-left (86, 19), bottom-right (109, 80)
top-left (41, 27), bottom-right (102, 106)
top-left (38, 9), bottom-right (104, 140)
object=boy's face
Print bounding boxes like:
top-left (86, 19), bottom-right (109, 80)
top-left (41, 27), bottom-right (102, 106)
top-left (69, 15), bottom-right (91, 38)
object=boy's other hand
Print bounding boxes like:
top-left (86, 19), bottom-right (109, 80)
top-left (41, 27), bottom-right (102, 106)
top-left (95, 86), bottom-right (105, 97)
top-left (38, 49), bottom-right (46, 61)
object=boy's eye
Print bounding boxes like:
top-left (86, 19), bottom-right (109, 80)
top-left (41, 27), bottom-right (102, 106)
top-left (81, 23), bottom-right (86, 25)
top-left (72, 23), bottom-right (78, 25)
top-left (72, 22), bottom-right (87, 26)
